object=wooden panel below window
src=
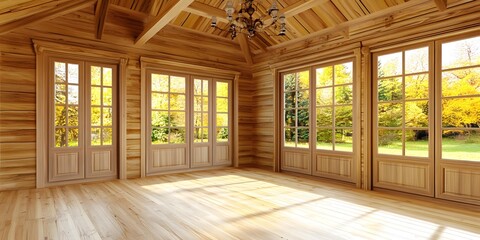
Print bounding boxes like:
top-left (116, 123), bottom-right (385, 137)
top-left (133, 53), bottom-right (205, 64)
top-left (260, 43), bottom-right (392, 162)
top-left (375, 160), bottom-right (432, 196)
top-left (149, 147), bottom-right (187, 173)
top-left (192, 146), bottom-right (210, 167)
top-left (214, 145), bottom-right (230, 165)
top-left (50, 152), bottom-right (84, 182)
top-left (313, 153), bottom-right (353, 182)
top-left (282, 151), bottom-right (311, 174)
top-left (438, 163), bottom-right (480, 205)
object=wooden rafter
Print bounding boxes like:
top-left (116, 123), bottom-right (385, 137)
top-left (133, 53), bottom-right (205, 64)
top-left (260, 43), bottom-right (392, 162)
top-left (237, 34), bottom-right (253, 65)
top-left (281, 0), bottom-right (330, 18)
top-left (135, 0), bottom-right (195, 46)
top-left (268, 0), bottom-right (427, 50)
top-left (95, 0), bottom-right (110, 40)
top-left (0, 0), bottom-right (96, 35)
top-left (432, 0), bottom-right (447, 11)
top-left (185, 2), bottom-right (228, 23)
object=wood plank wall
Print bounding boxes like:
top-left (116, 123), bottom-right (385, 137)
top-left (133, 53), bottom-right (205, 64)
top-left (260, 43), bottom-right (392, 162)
top-left (249, 1), bottom-right (480, 169)
top-left (0, 6), bottom-right (253, 190)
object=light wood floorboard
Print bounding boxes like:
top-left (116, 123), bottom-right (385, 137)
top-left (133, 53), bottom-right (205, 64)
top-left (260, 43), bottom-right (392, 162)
top-left (1, 168), bottom-right (479, 240)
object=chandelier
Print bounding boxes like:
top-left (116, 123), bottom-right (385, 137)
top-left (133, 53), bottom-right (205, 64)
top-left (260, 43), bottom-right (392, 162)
top-left (210, 0), bottom-right (286, 40)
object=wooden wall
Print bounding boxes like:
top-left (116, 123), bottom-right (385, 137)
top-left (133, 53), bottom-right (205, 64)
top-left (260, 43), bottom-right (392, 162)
top-left (249, 1), bottom-right (480, 170)
top-left (0, 5), bottom-right (253, 190)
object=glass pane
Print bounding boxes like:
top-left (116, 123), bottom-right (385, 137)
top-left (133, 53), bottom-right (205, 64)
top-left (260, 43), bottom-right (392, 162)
top-left (335, 85), bottom-right (353, 105)
top-left (55, 128), bottom-right (67, 147)
top-left (55, 106), bottom-right (67, 126)
top-left (67, 106), bottom-right (79, 126)
top-left (194, 128), bottom-right (202, 142)
top-left (68, 85), bottom-right (79, 105)
top-left (378, 103), bottom-right (403, 127)
top-left (217, 98), bottom-right (228, 112)
top-left (378, 52), bottom-right (402, 77)
top-left (202, 97), bottom-right (208, 112)
top-left (170, 128), bottom-right (186, 143)
top-left (405, 101), bottom-right (428, 127)
top-left (442, 97), bottom-right (480, 128)
top-left (284, 128), bottom-right (296, 147)
top-left (170, 112), bottom-right (185, 127)
top-left (297, 128), bottom-right (309, 148)
top-left (442, 68), bottom-right (480, 97)
top-left (55, 62), bottom-right (66, 83)
top-left (91, 66), bottom-right (101, 85)
top-left (284, 109), bottom-right (295, 127)
top-left (194, 113), bottom-right (202, 127)
top-left (91, 128), bottom-right (102, 146)
top-left (152, 74), bottom-right (168, 92)
top-left (216, 82), bottom-right (229, 97)
top-left (378, 77), bottom-right (402, 101)
top-left (202, 113), bottom-right (209, 127)
top-left (152, 128), bottom-right (168, 144)
top-left (91, 107), bottom-right (101, 126)
top-left (295, 109), bottom-right (308, 127)
top-left (405, 74), bottom-right (429, 99)
top-left (405, 47), bottom-right (429, 74)
top-left (203, 80), bottom-right (209, 95)
top-left (442, 36), bottom-right (480, 69)
top-left (405, 130), bottom-right (428, 157)
top-left (316, 129), bottom-right (332, 150)
top-left (68, 64), bottom-right (79, 84)
top-left (298, 71), bottom-right (309, 89)
top-left (284, 92), bottom-right (296, 108)
top-left (103, 87), bottom-right (112, 106)
top-left (335, 105), bottom-right (353, 127)
top-left (170, 94), bottom-right (185, 110)
top-left (170, 76), bottom-right (185, 93)
top-left (316, 107), bottom-right (333, 127)
top-left (442, 130), bottom-right (479, 161)
top-left (335, 62), bottom-right (353, 84)
top-left (55, 84), bottom-right (67, 104)
top-left (335, 129), bottom-right (353, 152)
top-left (103, 128), bottom-right (112, 145)
top-left (194, 96), bottom-right (202, 111)
top-left (297, 90), bottom-right (309, 108)
top-left (216, 127), bottom-right (229, 142)
top-left (152, 111), bottom-right (168, 127)
top-left (316, 88), bottom-right (332, 106)
top-left (103, 107), bottom-right (112, 126)
top-left (284, 74), bottom-right (296, 91)
top-left (103, 67), bottom-right (112, 86)
top-left (378, 129), bottom-right (402, 155)
top-left (68, 128), bottom-right (79, 147)
top-left (194, 79), bottom-right (202, 95)
top-left (151, 93), bottom-right (168, 110)
top-left (216, 113), bottom-right (228, 127)
top-left (316, 66), bottom-right (333, 87)
top-left (91, 86), bottom-right (101, 106)
top-left (201, 127), bottom-right (209, 141)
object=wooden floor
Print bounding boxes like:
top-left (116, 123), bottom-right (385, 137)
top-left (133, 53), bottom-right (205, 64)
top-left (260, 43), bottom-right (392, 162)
top-left (1, 168), bottom-right (479, 240)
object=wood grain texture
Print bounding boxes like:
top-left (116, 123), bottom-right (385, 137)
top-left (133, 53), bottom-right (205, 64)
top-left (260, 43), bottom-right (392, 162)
top-left (1, 168), bottom-right (479, 239)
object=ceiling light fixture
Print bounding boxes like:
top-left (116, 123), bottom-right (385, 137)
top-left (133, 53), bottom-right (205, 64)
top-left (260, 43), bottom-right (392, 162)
top-left (211, 0), bottom-right (286, 40)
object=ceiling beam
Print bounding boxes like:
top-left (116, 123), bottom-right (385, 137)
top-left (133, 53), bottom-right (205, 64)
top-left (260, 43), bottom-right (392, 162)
top-left (432, 0), bottom-right (447, 11)
top-left (95, 0), bottom-right (110, 39)
top-left (0, 0), bottom-right (96, 35)
top-left (282, 0), bottom-right (330, 18)
top-left (237, 34), bottom-right (253, 65)
top-left (134, 0), bottom-right (194, 46)
top-left (185, 2), bottom-right (229, 23)
top-left (268, 0), bottom-right (428, 50)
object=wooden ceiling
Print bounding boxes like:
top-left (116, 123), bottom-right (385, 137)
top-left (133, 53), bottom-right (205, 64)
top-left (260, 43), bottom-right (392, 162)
top-left (0, 0), bottom-right (472, 57)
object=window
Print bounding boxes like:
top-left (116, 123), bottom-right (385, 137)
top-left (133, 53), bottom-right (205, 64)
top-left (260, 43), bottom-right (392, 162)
top-left (283, 70), bottom-right (310, 148)
top-left (150, 74), bottom-right (187, 144)
top-left (440, 36), bottom-right (480, 161)
top-left (90, 66), bottom-right (114, 146)
top-left (315, 62), bottom-right (354, 152)
top-left (376, 47), bottom-right (430, 157)
top-left (193, 78), bottom-right (209, 143)
top-left (216, 81), bottom-right (230, 142)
